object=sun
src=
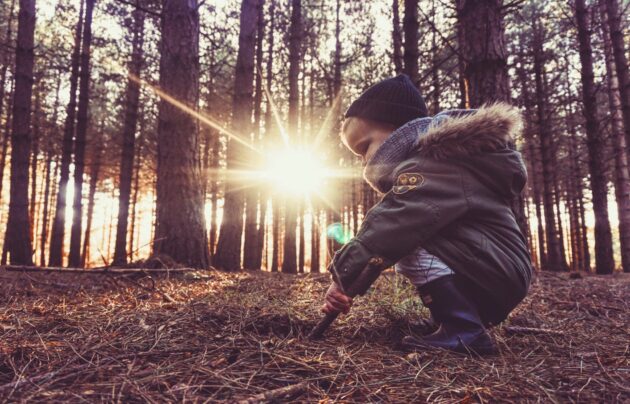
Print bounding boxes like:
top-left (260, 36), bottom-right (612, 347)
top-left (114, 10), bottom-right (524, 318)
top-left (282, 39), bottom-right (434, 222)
top-left (261, 147), bottom-right (329, 197)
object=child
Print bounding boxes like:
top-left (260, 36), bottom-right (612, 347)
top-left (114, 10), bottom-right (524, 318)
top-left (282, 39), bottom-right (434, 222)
top-left (322, 74), bottom-right (533, 355)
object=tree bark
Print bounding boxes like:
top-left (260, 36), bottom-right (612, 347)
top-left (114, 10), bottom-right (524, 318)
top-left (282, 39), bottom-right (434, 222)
top-left (29, 87), bottom-right (40, 243)
top-left (39, 150), bottom-right (52, 266)
top-left (68, 0), bottom-right (94, 268)
top-left (0, 0), bottom-right (17, 193)
top-left (5, 0), bottom-right (36, 265)
top-left (532, 26), bottom-right (567, 272)
top-left (391, 0), bottom-right (403, 74)
top-left (402, 0), bottom-right (419, 86)
top-left (81, 144), bottom-right (101, 267)
top-left (153, 0), bottom-right (209, 268)
top-left (49, 0), bottom-right (84, 267)
top-left (600, 0), bottom-right (630, 273)
top-left (113, 6), bottom-right (145, 265)
top-left (214, 0), bottom-right (260, 271)
top-left (574, 0), bottom-right (615, 274)
top-left (282, 0), bottom-right (301, 274)
top-left (604, 0), bottom-right (630, 157)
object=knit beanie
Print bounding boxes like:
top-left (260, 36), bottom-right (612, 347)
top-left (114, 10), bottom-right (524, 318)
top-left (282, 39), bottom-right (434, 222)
top-left (344, 74), bottom-right (428, 128)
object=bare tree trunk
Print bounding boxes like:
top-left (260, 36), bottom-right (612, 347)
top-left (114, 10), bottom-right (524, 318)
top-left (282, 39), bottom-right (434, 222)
top-left (600, 0), bottom-right (630, 272)
top-left (391, 0), bottom-right (403, 74)
top-left (456, 0), bottom-right (527, 239)
top-left (0, 0), bottom-right (17, 196)
top-left (0, 80), bottom-right (14, 207)
top-left (29, 88), bottom-right (40, 243)
top-left (113, 6), bottom-right (145, 266)
top-left (209, 134), bottom-right (219, 258)
top-left (574, 0), bottom-right (615, 274)
top-left (129, 115), bottom-right (144, 261)
top-left (68, 0), bottom-right (94, 268)
top-left (49, 0), bottom-right (84, 267)
top-left (532, 27), bottom-right (566, 272)
top-left (215, 0), bottom-right (260, 271)
top-left (153, 0), bottom-right (209, 268)
top-left (604, 0), bottom-right (630, 157)
top-left (402, 0), bottom-right (419, 86)
top-left (39, 150), bottom-right (52, 266)
top-left (282, 0), bottom-right (301, 274)
top-left (81, 144), bottom-right (101, 267)
top-left (243, 0), bottom-right (266, 271)
top-left (5, 0), bottom-right (36, 265)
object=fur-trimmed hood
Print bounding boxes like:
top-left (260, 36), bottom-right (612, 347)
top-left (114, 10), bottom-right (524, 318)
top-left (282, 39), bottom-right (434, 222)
top-left (411, 103), bottom-right (527, 199)
top-left (416, 103), bottom-right (523, 159)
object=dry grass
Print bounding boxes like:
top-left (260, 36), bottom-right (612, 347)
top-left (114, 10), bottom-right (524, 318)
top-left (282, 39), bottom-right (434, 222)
top-left (0, 268), bottom-right (628, 402)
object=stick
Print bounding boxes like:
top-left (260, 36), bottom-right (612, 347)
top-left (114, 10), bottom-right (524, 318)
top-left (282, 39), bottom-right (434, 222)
top-left (235, 382), bottom-right (308, 404)
top-left (503, 326), bottom-right (564, 336)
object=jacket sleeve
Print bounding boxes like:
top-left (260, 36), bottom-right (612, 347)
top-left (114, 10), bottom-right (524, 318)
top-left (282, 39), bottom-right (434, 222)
top-left (328, 159), bottom-right (469, 290)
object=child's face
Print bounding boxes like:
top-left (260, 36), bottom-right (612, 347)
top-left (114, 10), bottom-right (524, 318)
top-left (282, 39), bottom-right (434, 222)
top-left (341, 117), bottom-right (394, 165)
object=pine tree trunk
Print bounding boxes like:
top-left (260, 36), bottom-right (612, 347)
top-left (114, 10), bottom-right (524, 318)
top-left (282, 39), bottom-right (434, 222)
top-left (574, 0), bottom-right (615, 274)
top-left (282, 0), bottom-right (301, 274)
top-left (68, 0), bottom-right (94, 268)
top-left (153, 0), bottom-right (209, 268)
top-left (5, 0), bottom-right (36, 265)
top-left (0, 80), bottom-right (14, 205)
top-left (242, 0), bottom-right (264, 269)
top-left (402, 0), bottom-right (419, 86)
top-left (29, 89), bottom-right (40, 243)
top-left (391, 0), bottom-right (403, 74)
top-left (600, 0), bottom-right (630, 272)
top-left (532, 28), bottom-right (566, 272)
top-left (39, 150), bottom-right (52, 266)
top-left (113, 6), bottom-right (145, 266)
top-left (456, 0), bottom-right (527, 239)
top-left (129, 133), bottom-right (143, 262)
top-left (215, 0), bottom-right (260, 271)
top-left (49, 0), bottom-right (84, 267)
top-left (0, 0), bottom-right (17, 194)
top-left (81, 145), bottom-right (101, 267)
top-left (604, 0), bottom-right (630, 157)
top-left (209, 134), bottom-right (219, 258)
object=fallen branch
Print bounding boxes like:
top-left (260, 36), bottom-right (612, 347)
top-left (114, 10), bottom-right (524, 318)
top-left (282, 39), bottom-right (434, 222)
top-left (503, 326), bottom-right (564, 336)
top-left (235, 382), bottom-right (309, 404)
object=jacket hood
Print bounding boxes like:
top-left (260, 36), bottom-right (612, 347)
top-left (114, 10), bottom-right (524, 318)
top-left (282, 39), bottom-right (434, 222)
top-left (415, 103), bottom-right (527, 198)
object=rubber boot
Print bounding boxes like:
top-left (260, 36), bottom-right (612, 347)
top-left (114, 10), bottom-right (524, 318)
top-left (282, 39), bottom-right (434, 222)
top-left (402, 275), bottom-right (497, 355)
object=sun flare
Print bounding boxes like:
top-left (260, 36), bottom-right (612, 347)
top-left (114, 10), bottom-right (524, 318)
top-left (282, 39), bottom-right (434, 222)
top-left (262, 148), bottom-right (329, 197)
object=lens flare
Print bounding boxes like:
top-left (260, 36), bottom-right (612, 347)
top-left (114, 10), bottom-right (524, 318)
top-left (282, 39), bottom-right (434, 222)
top-left (326, 222), bottom-right (353, 245)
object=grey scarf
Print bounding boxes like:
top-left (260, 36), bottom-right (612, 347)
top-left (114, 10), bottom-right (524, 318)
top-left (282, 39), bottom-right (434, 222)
top-left (363, 109), bottom-right (475, 193)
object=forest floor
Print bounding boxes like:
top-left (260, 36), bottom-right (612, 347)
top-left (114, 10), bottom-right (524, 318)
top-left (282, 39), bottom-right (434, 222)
top-left (0, 267), bottom-right (628, 403)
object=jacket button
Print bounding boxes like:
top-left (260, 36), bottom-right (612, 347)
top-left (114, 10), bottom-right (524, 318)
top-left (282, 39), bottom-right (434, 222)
top-left (343, 267), bottom-right (348, 273)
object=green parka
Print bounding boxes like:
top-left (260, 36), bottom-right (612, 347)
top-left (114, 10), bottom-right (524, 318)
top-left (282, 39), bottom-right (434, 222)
top-left (329, 103), bottom-right (533, 324)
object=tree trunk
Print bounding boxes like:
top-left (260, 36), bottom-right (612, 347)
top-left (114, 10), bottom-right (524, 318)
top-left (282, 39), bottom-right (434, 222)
top-left (5, 0), bottom-right (36, 265)
top-left (49, 0), bottom-right (84, 267)
top-left (0, 80), bottom-right (15, 207)
top-left (81, 144), bottom-right (101, 267)
top-left (214, 0), bottom-right (260, 271)
top-left (282, 0), bottom-right (301, 274)
top-left (129, 129), bottom-right (144, 262)
top-left (0, 0), bottom-right (17, 195)
top-left (113, 7), bottom-right (145, 266)
top-left (600, 0), bottom-right (630, 272)
top-left (456, 0), bottom-right (527, 239)
top-left (153, 0), bottom-right (209, 268)
top-left (402, 0), bottom-right (419, 86)
top-left (29, 88), bottom-right (40, 243)
top-left (39, 150), bottom-right (52, 266)
top-left (68, 0), bottom-right (94, 268)
top-left (391, 0), bottom-right (403, 74)
top-left (604, 0), bottom-right (630, 157)
top-left (532, 27), bottom-right (567, 272)
top-left (574, 0), bottom-right (615, 274)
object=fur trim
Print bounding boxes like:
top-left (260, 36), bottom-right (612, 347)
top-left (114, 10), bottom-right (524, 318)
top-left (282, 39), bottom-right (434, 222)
top-left (416, 103), bottom-right (523, 159)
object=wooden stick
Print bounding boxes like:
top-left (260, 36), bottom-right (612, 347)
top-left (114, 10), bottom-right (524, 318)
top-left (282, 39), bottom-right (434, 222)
top-left (235, 382), bottom-right (308, 404)
top-left (504, 326), bottom-right (564, 336)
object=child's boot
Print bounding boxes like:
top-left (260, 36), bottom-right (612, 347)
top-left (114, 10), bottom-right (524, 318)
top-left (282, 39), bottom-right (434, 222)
top-left (402, 275), bottom-right (497, 355)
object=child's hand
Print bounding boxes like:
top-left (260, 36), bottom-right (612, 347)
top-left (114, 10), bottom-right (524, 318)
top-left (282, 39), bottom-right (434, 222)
top-left (322, 282), bottom-right (353, 314)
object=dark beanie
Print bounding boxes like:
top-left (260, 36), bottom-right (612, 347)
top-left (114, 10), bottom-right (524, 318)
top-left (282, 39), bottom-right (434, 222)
top-left (344, 74), bottom-right (428, 128)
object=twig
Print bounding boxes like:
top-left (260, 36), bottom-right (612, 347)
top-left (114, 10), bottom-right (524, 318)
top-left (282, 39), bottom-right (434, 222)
top-left (235, 382), bottom-right (308, 404)
top-left (503, 326), bottom-right (564, 336)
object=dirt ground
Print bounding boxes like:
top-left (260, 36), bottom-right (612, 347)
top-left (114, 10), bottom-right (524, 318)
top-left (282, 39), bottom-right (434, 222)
top-left (0, 267), bottom-right (628, 402)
